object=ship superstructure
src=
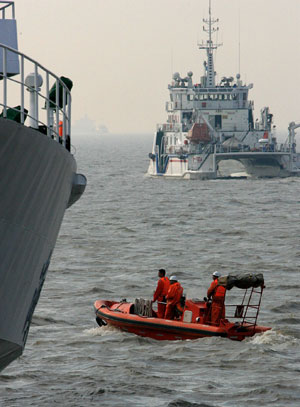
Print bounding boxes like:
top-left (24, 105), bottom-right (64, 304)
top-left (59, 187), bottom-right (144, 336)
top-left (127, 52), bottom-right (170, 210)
top-left (147, 1), bottom-right (300, 179)
top-left (0, 1), bottom-right (86, 370)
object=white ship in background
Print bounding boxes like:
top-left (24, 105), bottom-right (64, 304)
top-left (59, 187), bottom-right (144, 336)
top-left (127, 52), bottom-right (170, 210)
top-left (147, 1), bottom-right (300, 179)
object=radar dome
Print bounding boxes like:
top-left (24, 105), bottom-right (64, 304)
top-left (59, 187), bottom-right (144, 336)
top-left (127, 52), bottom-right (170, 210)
top-left (187, 71), bottom-right (193, 77)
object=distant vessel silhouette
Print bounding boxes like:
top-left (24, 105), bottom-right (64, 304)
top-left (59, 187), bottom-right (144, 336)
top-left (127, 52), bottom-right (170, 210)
top-left (72, 114), bottom-right (109, 136)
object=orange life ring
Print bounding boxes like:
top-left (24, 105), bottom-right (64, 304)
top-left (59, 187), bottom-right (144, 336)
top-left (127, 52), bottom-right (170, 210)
top-left (59, 121), bottom-right (63, 138)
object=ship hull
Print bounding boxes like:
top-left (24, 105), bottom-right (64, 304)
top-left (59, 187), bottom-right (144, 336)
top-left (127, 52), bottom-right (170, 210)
top-left (0, 118), bottom-right (80, 371)
top-left (147, 153), bottom-right (218, 179)
top-left (239, 158), bottom-right (299, 178)
top-left (147, 152), bottom-right (300, 179)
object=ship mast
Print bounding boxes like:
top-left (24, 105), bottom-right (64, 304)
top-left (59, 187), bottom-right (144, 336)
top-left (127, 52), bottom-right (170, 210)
top-left (198, 0), bottom-right (222, 87)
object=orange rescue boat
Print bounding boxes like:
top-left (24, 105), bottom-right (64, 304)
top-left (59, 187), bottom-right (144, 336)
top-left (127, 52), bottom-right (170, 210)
top-left (94, 273), bottom-right (271, 342)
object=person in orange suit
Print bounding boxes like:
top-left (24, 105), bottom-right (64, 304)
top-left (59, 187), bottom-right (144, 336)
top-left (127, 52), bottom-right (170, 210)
top-left (207, 271), bottom-right (226, 325)
top-left (164, 276), bottom-right (183, 320)
top-left (153, 269), bottom-right (170, 318)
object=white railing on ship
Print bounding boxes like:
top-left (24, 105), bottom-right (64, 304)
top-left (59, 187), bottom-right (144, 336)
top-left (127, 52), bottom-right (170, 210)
top-left (0, 42), bottom-right (71, 150)
top-left (157, 123), bottom-right (182, 132)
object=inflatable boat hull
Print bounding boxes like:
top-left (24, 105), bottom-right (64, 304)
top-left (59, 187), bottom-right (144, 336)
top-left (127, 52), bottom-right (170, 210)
top-left (94, 300), bottom-right (270, 342)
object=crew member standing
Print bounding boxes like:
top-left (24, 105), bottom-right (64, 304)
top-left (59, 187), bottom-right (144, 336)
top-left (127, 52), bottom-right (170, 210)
top-left (164, 276), bottom-right (183, 320)
top-left (153, 269), bottom-right (170, 318)
top-left (207, 271), bottom-right (226, 325)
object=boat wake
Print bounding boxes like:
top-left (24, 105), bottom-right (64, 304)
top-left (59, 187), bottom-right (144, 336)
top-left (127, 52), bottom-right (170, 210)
top-left (83, 325), bottom-right (120, 337)
top-left (249, 328), bottom-right (297, 345)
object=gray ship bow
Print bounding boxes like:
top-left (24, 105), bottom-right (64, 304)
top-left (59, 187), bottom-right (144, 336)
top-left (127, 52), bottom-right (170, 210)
top-left (0, 2), bottom-right (86, 371)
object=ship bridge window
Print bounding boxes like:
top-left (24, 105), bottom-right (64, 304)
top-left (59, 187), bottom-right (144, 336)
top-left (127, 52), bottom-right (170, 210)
top-left (187, 94), bottom-right (194, 101)
top-left (170, 94), bottom-right (173, 102)
top-left (243, 93), bottom-right (247, 100)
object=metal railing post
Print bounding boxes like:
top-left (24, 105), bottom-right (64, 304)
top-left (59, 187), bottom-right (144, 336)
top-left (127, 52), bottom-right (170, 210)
top-left (55, 78), bottom-right (59, 142)
top-left (46, 71), bottom-right (50, 137)
top-left (20, 54), bottom-right (24, 124)
top-left (34, 64), bottom-right (39, 128)
top-left (62, 86), bottom-right (66, 146)
top-left (3, 47), bottom-right (7, 118)
top-left (67, 92), bottom-right (71, 139)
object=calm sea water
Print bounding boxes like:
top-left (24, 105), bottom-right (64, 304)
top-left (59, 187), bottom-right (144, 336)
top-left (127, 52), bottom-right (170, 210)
top-left (0, 134), bottom-right (300, 407)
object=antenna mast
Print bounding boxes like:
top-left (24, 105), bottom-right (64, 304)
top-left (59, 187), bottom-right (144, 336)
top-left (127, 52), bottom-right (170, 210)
top-left (198, 0), bottom-right (222, 87)
top-left (238, 3), bottom-right (241, 75)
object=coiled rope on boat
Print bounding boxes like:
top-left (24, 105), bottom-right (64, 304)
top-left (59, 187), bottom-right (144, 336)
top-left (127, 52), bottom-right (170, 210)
top-left (134, 298), bottom-right (153, 317)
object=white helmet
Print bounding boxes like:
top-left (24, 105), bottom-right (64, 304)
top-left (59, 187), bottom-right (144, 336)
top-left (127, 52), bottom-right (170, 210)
top-left (213, 271), bottom-right (221, 278)
top-left (170, 275), bottom-right (177, 281)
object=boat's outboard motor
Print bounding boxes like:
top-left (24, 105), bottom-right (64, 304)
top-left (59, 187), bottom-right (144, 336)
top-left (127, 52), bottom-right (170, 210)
top-left (96, 317), bottom-right (107, 327)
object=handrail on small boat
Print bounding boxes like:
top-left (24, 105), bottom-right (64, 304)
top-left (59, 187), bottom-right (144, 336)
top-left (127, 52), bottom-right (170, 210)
top-left (96, 303), bottom-right (124, 314)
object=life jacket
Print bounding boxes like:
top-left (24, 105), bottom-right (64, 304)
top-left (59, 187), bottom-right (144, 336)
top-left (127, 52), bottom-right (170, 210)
top-left (166, 282), bottom-right (183, 306)
top-left (161, 277), bottom-right (170, 297)
top-left (207, 279), bottom-right (226, 300)
top-left (214, 284), bottom-right (226, 300)
top-left (153, 276), bottom-right (170, 302)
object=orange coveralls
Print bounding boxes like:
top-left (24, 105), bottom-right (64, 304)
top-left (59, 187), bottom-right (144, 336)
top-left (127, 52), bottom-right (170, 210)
top-left (164, 282), bottom-right (183, 320)
top-left (207, 280), bottom-right (226, 325)
top-left (153, 277), bottom-right (170, 318)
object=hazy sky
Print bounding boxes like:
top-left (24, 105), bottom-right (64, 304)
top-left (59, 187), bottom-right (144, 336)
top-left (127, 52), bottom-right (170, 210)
top-left (14, 0), bottom-right (300, 134)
